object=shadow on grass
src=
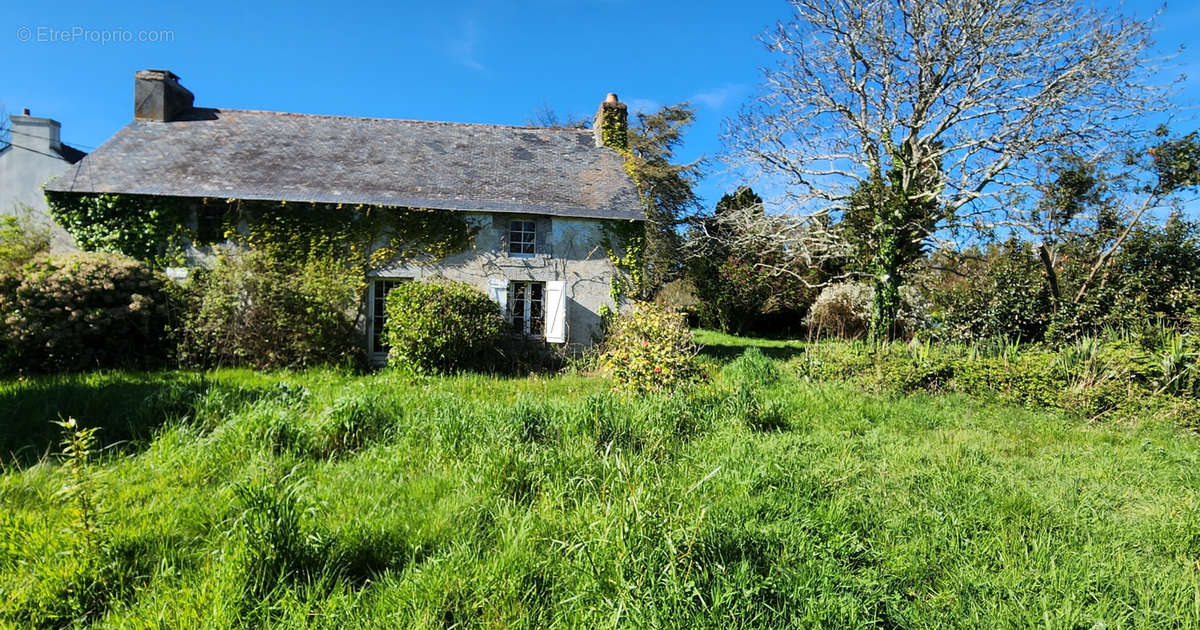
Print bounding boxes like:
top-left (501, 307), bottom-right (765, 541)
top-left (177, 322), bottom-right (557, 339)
top-left (0, 373), bottom-right (276, 468)
top-left (698, 340), bottom-right (808, 363)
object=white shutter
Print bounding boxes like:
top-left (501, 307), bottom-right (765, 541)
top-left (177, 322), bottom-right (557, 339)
top-left (545, 280), bottom-right (567, 343)
top-left (487, 279), bottom-right (508, 318)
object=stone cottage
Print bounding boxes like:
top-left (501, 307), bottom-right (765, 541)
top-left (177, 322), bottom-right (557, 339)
top-left (45, 70), bottom-right (642, 362)
top-left (0, 110), bottom-right (86, 250)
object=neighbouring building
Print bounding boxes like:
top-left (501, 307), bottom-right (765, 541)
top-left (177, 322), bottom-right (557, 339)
top-left (45, 70), bottom-right (643, 361)
top-left (0, 109), bottom-right (86, 250)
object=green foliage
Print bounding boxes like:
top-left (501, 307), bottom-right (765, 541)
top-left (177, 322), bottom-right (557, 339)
top-left (687, 187), bottom-right (815, 334)
top-left (0, 252), bottom-right (171, 373)
top-left (45, 193), bottom-right (476, 270)
top-left (238, 200), bottom-right (476, 269)
top-left (838, 139), bottom-right (945, 342)
top-left (176, 250), bottom-right (364, 369)
top-left (615, 104), bottom-right (705, 299)
top-left (53, 417), bottom-right (104, 557)
top-left (598, 105), bottom-right (628, 152)
top-left (45, 192), bottom-right (191, 267)
top-left (1149, 127), bottom-right (1200, 194)
top-left (383, 280), bottom-right (506, 373)
top-left (1, 417), bottom-right (130, 628)
top-left (0, 212), bottom-right (50, 273)
top-left (931, 241), bottom-right (1053, 342)
top-left (1054, 216), bottom-right (1200, 338)
top-left (599, 302), bottom-right (701, 393)
top-left (3, 359), bottom-right (1200, 626)
top-left (602, 219), bottom-right (648, 304)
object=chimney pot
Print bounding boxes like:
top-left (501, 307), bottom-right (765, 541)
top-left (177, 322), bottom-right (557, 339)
top-left (135, 69), bottom-right (194, 122)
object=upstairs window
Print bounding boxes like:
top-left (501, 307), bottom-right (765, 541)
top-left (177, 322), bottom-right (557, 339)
top-left (509, 220), bottom-right (536, 258)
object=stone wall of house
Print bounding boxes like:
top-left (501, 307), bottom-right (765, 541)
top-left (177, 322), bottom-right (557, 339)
top-left (370, 212), bottom-right (627, 351)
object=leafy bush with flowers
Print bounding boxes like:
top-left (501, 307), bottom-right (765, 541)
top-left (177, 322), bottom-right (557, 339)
top-left (0, 252), bottom-right (170, 373)
top-left (599, 302), bottom-right (702, 394)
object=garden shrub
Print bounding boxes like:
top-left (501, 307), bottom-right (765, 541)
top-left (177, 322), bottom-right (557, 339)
top-left (0, 213), bottom-right (50, 274)
top-left (599, 302), bottom-right (701, 394)
top-left (807, 281), bottom-right (929, 340)
top-left (177, 250), bottom-right (363, 369)
top-left (0, 252), bottom-right (170, 373)
top-left (383, 279), bottom-right (506, 373)
top-left (930, 241), bottom-right (1052, 342)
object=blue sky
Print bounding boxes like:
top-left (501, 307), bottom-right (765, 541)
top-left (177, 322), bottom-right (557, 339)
top-left (4, 0), bottom-right (1197, 209)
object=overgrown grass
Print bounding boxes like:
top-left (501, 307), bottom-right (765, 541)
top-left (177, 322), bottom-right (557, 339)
top-left (2, 349), bottom-right (1199, 627)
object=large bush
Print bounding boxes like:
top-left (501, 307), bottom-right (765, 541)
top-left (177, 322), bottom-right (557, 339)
top-left (807, 281), bottom-right (929, 339)
top-left (600, 302), bottom-right (701, 394)
top-left (0, 252), bottom-right (170, 373)
top-left (177, 251), bottom-right (363, 369)
top-left (383, 280), bottom-right (506, 373)
top-left (929, 241), bottom-right (1054, 342)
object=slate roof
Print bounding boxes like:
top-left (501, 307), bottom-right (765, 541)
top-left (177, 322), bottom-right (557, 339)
top-left (45, 108), bottom-right (643, 221)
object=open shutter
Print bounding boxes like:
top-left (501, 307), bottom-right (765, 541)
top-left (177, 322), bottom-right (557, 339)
top-left (488, 279), bottom-right (508, 319)
top-left (545, 280), bottom-right (567, 343)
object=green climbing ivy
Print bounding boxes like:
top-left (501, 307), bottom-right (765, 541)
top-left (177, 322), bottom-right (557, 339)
top-left (45, 192), bottom-right (192, 267)
top-left (44, 193), bottom-right (476, 271)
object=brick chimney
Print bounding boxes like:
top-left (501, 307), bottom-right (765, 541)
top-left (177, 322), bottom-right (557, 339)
top-left (593, 93), bottom-right (628, 151)
top-left (134, 69), bottom-right (194, 122)
top-left (10, 111), bottom-right (62, 152)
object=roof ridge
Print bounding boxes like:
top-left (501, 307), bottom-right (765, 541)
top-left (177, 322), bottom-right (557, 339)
top-left (207, 107), bottom-right (593, 132)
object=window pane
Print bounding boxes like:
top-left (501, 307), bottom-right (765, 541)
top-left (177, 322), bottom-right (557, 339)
top-left (372, 279), bottom-right (407, 354)
top-left (509, 220), bottom-right (537, 257)
top-left (512, 282), bottom-right (527, 333)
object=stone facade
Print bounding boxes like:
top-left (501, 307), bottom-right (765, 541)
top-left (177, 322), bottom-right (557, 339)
top-left (367, 213), bottom-right (623, 361)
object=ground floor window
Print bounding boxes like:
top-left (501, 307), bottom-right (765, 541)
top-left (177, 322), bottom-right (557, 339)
top-left (510, 281), bottom-right (545, 337)
top-left (370, 278), bottom-right (410, 355)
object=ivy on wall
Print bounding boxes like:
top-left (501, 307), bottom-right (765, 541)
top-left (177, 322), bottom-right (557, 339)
top-left (45, 192), bottom-right (192, 267)
top-left (601, 219), bottom-right (647, 304)
top-left (44, 192), bottom-right (477, 272)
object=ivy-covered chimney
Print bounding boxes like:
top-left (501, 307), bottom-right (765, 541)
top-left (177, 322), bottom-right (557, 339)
top-left (593, 93), bottom-right (628, 151)
top-left (134, 69), bottom-right (194, 122)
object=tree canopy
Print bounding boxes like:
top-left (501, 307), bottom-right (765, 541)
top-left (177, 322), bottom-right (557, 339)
top-left (722, 0), bottom-right (1173, 341)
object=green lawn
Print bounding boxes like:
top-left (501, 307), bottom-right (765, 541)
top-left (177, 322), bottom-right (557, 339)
top-left (2, 345), bottom-right (1199, 628)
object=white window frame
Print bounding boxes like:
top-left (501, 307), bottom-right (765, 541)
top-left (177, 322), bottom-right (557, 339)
top-left (509, 280), bottom-right (545, 337)
top-left (508, 220), bottom-right (537, 258)
top-left (368, 277), bottom-right (411, 362)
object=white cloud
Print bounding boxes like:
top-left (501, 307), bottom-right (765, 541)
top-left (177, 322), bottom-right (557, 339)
top-left (447, 15), bottom-right (486, 72)
top-left (690, 84), bottom-right (747, 111)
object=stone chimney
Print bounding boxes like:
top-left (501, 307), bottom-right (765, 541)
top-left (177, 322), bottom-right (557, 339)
top-left (10, 111), bottom-right (62, 153)
top-left (593, 93), bottom-right (628, 151)
top-left (134, 69), bottom-right (194, 122)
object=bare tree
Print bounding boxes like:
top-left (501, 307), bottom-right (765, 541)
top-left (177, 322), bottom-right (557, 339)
top-left (524, 102), bottom-right (589, 129)
top-left (723, 0), bottom-right (1172, 341)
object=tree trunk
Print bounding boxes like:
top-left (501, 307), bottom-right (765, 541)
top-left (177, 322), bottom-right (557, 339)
top-left (1037, 243), bottom-right (1061, 311)
top-left (869, 225), bottom-right (902, 344)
